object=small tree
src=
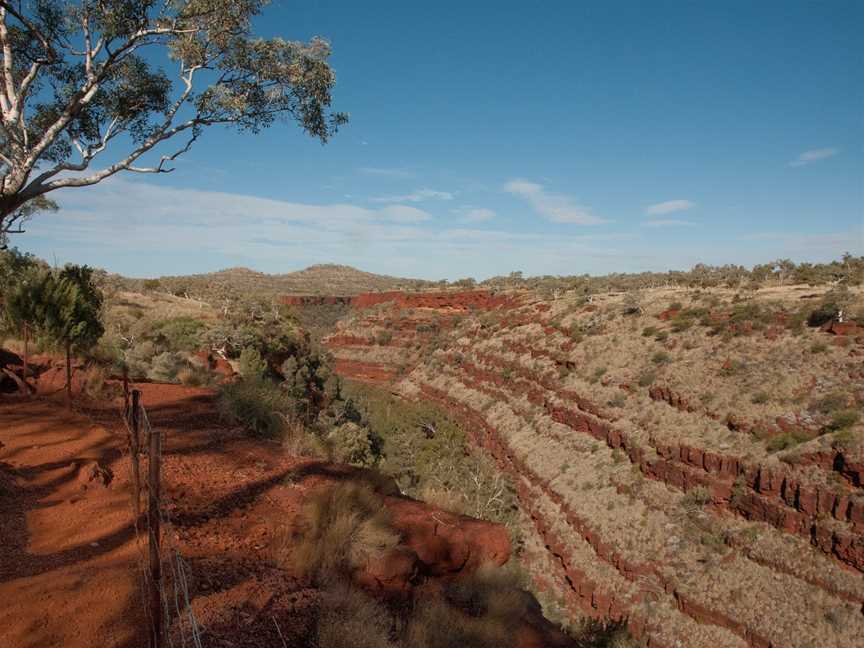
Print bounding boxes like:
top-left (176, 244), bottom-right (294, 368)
top-left (0, 1), bottom-right (348, 240)
top-left (40, 265), bottom-right (104, 403)
top-left (2, 265), bottom-right (44, 390)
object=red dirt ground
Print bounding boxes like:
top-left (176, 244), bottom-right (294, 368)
top-left (1, 379), bottom-right (545, 648)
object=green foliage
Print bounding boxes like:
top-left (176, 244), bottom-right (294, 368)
top-left (238, 346), bottom-right (267, 380)
top-left (281, 348), bottom-right (336, 423)
top-left (217, 379), bottom-right (290, 438)
top-left (0, 1), bottom-right (347, 239)
top-left (327, 422), bottom-right (377, 466)
top-left (18, 265), bottom-right (105, 356)
top-left (342, 381), bottom-right (520, 536)
top-left (827, 410), bottom-right (859, 432)
top-left (148, 351), bottom-right (188, 382)
top-left (766, 430), bottom-right (812, 453)
top-left (637, 370), bottom-right (656, 387)
top-left (641, 326), bottom-right (657, 337)
top-left (651, 351), bottom-right (671, 365)
top-left (150, 317), bottom-right (207, 352)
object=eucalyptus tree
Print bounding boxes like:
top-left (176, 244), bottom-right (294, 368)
top-left (0, 0), bottom-right (348, 240)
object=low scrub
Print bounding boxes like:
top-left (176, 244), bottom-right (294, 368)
top-left (292, 481), bottom-right (400, 583)
top-left (217, 379), bottom-right (291, 438)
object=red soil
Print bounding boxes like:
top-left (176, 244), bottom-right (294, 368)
top-left (0, 378), bottom-right (534, 648)
top-left (0, 399), bottom-right (142, 648)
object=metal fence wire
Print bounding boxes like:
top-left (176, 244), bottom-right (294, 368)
top-left (125, 395), bottom-right (204, 648)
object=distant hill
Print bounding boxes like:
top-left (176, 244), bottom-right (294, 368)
top-left (117, 263), bottom-right (434, 302)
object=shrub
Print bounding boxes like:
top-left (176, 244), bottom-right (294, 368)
top-left (151, 317), bottom-right (207, 352)
top-left (217, 379), bottom-right (288, 438)
top-left (637, 370), bottom-right (656, 387)
top-left (292, 481), bottom-right (400, 582)
top-left (719, 359), bottom-right (744, 376)
top-left (654, 330), bottom-right (668, 342)
top-left (827, 409), bottom-right (860, 432)
top-left (751, 391), bottom-right (770, 405)
top-left (807, 303), bottom-right (840, 327)
top-left (641, 326), bottom-right (657, 337)
top-left (124, 340), bottom-right (157, 380)
top-left (238, 346), bottom-right (267, 379)
top-left (406, 565), bottom-right (529, 648)
top-left (810, 341), bottom-right (828, 354)
top-left (811, 392), bottom-right (848, 415)
top-left (328, 422), bottom-right (377, 466)
top-left (670, 316), bottom-right (693, 333)
top-left (681, 486), bottom-right (712, 507)
top-left (177, 365), bottom-right (215, 387)
top-left (375, 331), bottom-right (393, 345)
top-left (82, 365), bottom-right (121, 401)
top-left (148, 351), bottom-right (187, 382)
top-left (651, 351), bottom-right (671, 365)
top-left (590, 366), bottom-right (607, 382)
top-left (607, 393), bottom-right (626, 408)
top-left (766, 430), bottom-right (812, 453)
top-left (316, 584), bottom-right (397, 648)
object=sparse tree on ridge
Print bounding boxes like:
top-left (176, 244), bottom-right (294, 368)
top-left (0, 0), bottom-right (348, 241)
top-left (38, 264), bottom-right (104, 403)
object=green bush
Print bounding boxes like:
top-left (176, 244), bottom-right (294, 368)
top-left (751, 391), bottom-right (770, 405)
top-left (637, 370), bottom-right (656, 387)
top-left (827, 409), bottom-right (859, 432)
top-left (766, 430), bottom-right (812, 453)
top-left (807, 303), bottom-right (840, 327)
top-left (651, 351), bottom-right (671, 365)
top-left (238, 346), bottom-right (267, 379)
top-left (328, 422), bottom-right (377, 466)
top-left (217, 379), bottom-right (289, 438)
top-left (148, 351), bottom-right (187, 382)
top-left (151, 317), bottom-right (207, 352)
top-left (810, 341), bottom-right (828, 354)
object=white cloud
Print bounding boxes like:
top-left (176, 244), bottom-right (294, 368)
top-left (370, 188), bottom-right (454, 203)
top-left (645, 199), bottom-right (694, 216)
top-left (357, 166), bottom-right (415, 178)
top-left (379, 205), bottom-right (432, 223)
top-left (788, 148), bottom-right (839, 167)
top-left (22, 177), bottom-right (646, 280)
top-left (462, 208), bottom-right (496, 223)
top-left (504, 179), bottom-right (605, 225)
top-left (642, 219), bottom-right (697, 228)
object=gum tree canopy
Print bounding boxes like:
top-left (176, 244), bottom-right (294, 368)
top-left (0, 0), bottom-right (347, 241)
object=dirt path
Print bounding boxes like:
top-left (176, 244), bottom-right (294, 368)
top-left (0, 399), bottom-right (143, 648)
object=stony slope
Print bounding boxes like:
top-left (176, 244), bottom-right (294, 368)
top-left (319, 285), bottom-right (864, 648)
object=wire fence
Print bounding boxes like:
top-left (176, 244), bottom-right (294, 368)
top-left (125, 389), bottom-right (204, 648)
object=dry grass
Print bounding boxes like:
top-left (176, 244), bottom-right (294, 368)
top-left (316, 583), bottom-right (397, 648)
top-left (292, 481), bottom-right (400, 582)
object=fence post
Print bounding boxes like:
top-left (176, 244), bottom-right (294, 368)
top-left (148, 418), bottom-right (163, 648)
top-left (129, 389), bottom-right (141, 519)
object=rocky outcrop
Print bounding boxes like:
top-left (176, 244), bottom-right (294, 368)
top-left (358, 495), bottom-right (511, 594)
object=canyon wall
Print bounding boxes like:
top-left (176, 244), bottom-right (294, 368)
top-left (315, 287), bottom-right (864, 648)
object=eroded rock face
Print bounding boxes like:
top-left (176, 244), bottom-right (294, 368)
top-left (350, 494), bottom-right (511, 596)
top-left (386, 495), bottom-right (511, 577)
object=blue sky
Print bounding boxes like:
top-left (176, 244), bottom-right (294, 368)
top-left (20, 0), bottom-right (864, 280)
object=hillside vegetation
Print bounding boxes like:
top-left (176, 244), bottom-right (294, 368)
top-left (321, 279), bottom-right (864, 648)
top-left (116, 264), bottom-right (435, 302)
